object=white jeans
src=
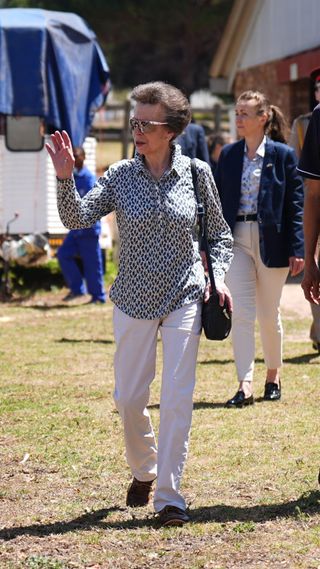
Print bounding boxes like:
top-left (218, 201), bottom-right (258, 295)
top-left (225, 222), bottom-right (289, 383)
top-left (113, 301), bottom-right (201, 512)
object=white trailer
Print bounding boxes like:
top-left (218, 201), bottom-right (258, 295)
top-left (0, 133), bottom-right (96, 249)
top-left (0, 7), bottom-right (110, 249)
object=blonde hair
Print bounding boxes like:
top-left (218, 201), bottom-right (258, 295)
top-left (237, 90), bottom-right (288, 143)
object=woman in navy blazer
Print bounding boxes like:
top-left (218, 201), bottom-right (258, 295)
top-left (214, 90), bottom-right (304, 407)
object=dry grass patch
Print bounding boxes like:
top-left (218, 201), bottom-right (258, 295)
top-left (0, 292), bottom-right (319, 568)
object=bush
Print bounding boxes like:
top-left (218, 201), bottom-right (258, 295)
top-left (8, 258), bottom-right (65, 293)
top-left (0, 249), bottom-right (118, 295)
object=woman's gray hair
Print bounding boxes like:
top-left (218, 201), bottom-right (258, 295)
top-left (131, 81), bottom-right (191, 138)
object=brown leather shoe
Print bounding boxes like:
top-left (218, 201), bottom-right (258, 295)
top-left (126, 477), bottom-right (155, 507)
top-left (157, 505), bottom-right (190, 527)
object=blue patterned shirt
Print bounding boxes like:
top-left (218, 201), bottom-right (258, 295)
top-left (238, 136), bottom-right (266, 215)
top-left (57, 145), bottom-right (233, 319)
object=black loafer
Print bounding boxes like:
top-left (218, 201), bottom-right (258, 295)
top-left (225, 390), bottom-right (254, 408)
top-left (264, 381), bottom-right (281, 401)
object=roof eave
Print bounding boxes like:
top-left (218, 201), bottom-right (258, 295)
top-left (209, 0), bottom-right (263, 93)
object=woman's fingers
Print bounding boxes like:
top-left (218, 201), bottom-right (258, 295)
top-left (61, 130), bottom-right (72, 148)
top-left (225, 291), bottom-right (233, 313)
top-left (51, 131), bottom-right (64, 150)
top-left (45, 130), bottom-right (74, 179)
top-left (45, 142), bottom-right (55, 159)
top-left (204, 281), bottom-right (233, 313)
top-left (48, 130), bottom-right (71, 154)
top-left (204, 283), bottom-right (211, 302)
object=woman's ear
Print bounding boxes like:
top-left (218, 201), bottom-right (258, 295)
top-left (164, 128), bottom-right (175, 143)
top-left (259, 112), bottom-right (268, 128)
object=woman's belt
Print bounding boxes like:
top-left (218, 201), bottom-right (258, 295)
top-left (236, 214), bottom-right (258, 222)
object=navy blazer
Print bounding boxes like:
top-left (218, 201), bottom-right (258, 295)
top-left (214, 137), bottom-right (304, 267)
top-left (176, 123), bottom-right (210, 164)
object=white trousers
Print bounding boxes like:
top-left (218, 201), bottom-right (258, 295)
top-left (113, 301), bottom-right (201, 512)
top-left (225, 222), bottom-right (289, 383)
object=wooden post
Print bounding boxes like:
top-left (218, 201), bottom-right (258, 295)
top-left (213, 103), bottom-right (222, 133)
top-left (122, 99), bottom-right (131, 159)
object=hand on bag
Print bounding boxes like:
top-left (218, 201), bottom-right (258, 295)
top-left (45, 130), bottom-right (75, 179)
top-left (204, 280), bottom-right (233, 313)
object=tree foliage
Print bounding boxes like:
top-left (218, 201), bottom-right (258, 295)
top-left (2, 0), bottom-right (233, 95)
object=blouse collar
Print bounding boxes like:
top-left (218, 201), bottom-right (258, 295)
top-left (134, 143), bottom-right (186, 178)
top-left (245, 135), bottom-right (266, 158)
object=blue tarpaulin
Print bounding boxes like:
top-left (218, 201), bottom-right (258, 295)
top-left (0, 8), bottom-right (110, 146)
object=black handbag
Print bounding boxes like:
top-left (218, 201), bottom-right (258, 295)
top-left (191, 159), bottom-right (232, 340)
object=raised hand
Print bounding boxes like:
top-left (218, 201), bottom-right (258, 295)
top-left (45, 130), bottom-right (75, 179)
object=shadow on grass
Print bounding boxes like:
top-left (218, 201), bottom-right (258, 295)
top-left (200, 353), bottom-right (319, 366)
top-left (198, 357), bottom-right (264, 366)
top-left (192, 490), bottom-right (320, 524)
top-left (148, 398), bottom-right (285, 410)
top-left (21, 304), bottom-right (95, 311)
top-left (148, 401), bottom-right (227, 410)
top-left (0, 506), bottom-right (153, 540)
top-left (283, 353), bottom-right (319, 364)
top-left (198, 358), bottom-right (234, 365)
top-left (1, 491), bottom-right (319, 539)
top-left (56, 338), bottom-right (113, 345)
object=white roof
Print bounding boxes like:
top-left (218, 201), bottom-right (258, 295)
top-left (240, 0), bottom-right (320, 70)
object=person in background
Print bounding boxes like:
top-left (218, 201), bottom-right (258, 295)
top-left (175, 121), bottom-right (210, 163)
top-left (297, 95), bottom-right (320, 487)
top-left (46, 81), bottom-right (233, 527)
top-left (214, 90), bottom-right (304, 408)
top-left (207, 133), bottom-right (226, 175)
top-left (290, 67), bottom-right (320, 352)
top-left (57, 146), bottom-right (106, 304)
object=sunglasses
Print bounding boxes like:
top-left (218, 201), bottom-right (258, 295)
top-left (129, 118), bottom-right (168, 133)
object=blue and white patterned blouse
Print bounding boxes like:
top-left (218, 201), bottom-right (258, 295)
top-left (238, 136), bottom-right (266, 215)
top-left (57, 144), bottom-right (233, 320)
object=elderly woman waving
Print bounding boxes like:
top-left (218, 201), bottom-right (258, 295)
top-left (46, 82), bottom-right (233, 527)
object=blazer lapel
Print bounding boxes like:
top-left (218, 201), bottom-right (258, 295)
top-left (259, 138), bottom-right (276, 204)
top-left (233, 139), bottom-right (245, 202)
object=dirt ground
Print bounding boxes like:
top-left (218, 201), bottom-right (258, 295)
top-left (280, 282), bottom-right (311, 319)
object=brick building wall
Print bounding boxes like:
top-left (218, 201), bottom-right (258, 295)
top-left (233, 60), bottom-right (310, 126)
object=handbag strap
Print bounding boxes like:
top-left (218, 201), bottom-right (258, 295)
top-left (190, 159), bottom-right (218, 296)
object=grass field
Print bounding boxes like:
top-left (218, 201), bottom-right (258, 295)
top-left (0, 290), bottom-right (319, 568)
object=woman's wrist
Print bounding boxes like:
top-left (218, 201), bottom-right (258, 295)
top-left (56, 176), bottom-right (72, 181)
